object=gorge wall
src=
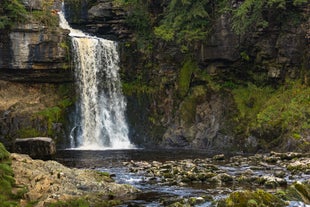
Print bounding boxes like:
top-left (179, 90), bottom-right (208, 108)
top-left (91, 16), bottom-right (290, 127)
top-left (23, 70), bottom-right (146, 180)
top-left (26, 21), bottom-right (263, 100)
top-left (0, 0), bottom-right (309, 152)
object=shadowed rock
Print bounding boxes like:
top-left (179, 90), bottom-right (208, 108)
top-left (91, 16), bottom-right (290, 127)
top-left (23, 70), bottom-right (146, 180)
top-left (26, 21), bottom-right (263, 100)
top-left (14, 137), bottom-right (56, 159)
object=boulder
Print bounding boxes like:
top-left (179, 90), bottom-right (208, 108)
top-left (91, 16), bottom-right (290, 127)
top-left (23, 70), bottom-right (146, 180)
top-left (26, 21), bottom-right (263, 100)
top-left (14, 137), bottom-right (56, 159)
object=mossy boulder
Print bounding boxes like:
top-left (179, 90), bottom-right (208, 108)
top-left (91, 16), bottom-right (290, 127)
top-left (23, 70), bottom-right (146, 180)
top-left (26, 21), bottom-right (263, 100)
top-left (217, 189), bottom-right (286, 207)
top-left (286, 182), bottom-right (310, 204)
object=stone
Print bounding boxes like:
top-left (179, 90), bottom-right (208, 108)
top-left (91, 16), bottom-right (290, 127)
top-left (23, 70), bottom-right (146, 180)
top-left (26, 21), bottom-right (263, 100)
top-left (11, 153), bottom-right (139, 206)
top-left (14, 137), bottom-right (56, 159)
top-left (212, 154), bottom-right (225, 161)
top-left (199, 14), bottom-right (239, 62)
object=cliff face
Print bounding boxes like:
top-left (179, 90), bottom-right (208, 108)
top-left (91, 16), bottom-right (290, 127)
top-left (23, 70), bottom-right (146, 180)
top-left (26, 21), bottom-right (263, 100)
top-left (63, 0), bottom-right (309, 152)
top-left (64, 0), bottom-right (131, 40)
top-left (0, 0), bottom-right (309, 152)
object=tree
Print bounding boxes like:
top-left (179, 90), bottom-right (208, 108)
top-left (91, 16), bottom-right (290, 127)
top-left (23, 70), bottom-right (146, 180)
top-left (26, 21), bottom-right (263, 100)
top-left (0, 0), bottom-right (27, 29)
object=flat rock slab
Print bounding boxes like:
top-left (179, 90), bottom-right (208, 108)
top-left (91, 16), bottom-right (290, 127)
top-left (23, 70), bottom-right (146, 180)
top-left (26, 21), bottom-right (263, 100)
top-left (14, 137), bottom-right (56, 159)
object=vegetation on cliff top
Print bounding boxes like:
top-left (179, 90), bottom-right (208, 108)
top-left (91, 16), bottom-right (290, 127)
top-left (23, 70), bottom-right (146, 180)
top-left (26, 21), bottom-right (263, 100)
top-left (0, 0), bottom-right (59, 29)
top-left (116, 0), bottom-right (308, 49)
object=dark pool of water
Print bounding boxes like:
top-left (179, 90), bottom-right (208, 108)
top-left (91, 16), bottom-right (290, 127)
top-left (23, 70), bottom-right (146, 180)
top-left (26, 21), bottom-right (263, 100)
top-left (55, 148), bottom-right (216, 168)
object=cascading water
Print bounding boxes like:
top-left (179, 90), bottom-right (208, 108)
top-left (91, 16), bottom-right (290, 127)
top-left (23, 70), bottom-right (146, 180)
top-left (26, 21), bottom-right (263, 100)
top-left (58, 7), bottom-right (133, 150)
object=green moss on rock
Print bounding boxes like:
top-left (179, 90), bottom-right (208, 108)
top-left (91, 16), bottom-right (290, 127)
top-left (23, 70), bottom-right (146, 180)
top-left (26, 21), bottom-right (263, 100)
top-left (178, 59), bottom-right (198, 98)
top-left (179, 86), bottom-right (206, 126)
top-left (218, 189), bottom-right (285, 207)
top-left (286, 182), bottom-right (310, 204)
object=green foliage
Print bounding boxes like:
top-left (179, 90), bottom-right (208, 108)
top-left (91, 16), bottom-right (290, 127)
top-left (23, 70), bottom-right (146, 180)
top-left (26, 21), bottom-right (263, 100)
top-left (231, 0), bottom-right (308, 35)
top-left (232, 80), bottom-right (310, 147)
top-left (255, 81), bottom-right (310, 137)
top-left (30, 10), bottom-right (58, 28)
top-left (0, 143), bottom-right (10, 161)
top-left (37, 106), bottom-right (62, 136)
top-left (0, 143), bottom-right (19, 207)
top-left (232, 83), bottom-right (274, 134)
top-left (0, 0), bottom-right (61, 29)
top-left (0, 0), bottom-right (27, 29)
top-left (115, 0), bottom-right (153, 52)
top-left (122, 82), bottom-right (156, 96)
top-left (154, 0), bottom-right (217, 43)
top-left (17, 128), bottom-right (41, 138)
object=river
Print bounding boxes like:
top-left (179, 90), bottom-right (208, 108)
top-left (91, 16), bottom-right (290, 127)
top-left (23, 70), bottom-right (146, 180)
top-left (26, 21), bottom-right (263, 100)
top-left (55, 149), bottom-right (310, 207)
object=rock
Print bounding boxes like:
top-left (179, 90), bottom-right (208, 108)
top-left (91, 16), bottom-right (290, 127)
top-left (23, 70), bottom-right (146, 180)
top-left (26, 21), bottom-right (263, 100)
top-left (11, 153), bottom-right (139, 206)
top-left (217, 189), bottom-right (286, 207)
top-left (64, 0), bottom-right (131, 40)
top-left (286, 182), bottom-right (310, 204)
top-left (212, 154), bottom-right (225, 161)
top-left (199, 14), bottom-right (240, 62)
top-left (7, 24), bottom-right (69, 70)
top-left (287, 158), bottom-right (310, 173)
top-left (14, 137), bottom-right (56, 159)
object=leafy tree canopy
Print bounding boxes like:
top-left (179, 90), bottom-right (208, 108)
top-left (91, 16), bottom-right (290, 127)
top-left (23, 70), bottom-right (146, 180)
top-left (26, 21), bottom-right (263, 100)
top-left (0, 0), bottom-right (27, 29)
top-left (231, 0), bottom-right (308, 35)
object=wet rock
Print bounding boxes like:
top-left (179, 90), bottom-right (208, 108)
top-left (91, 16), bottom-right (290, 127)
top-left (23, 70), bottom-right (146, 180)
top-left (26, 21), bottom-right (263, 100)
top-left (286, 182), bottom-right (310, 204)
top-left (212, 154), bottom-right (225, 161)
top-left (14, 137), bottom-right (56, 159)
top-left (287, 158), bottom-right (310, 173)
top-left (217, 189), bottom-right (286, 207)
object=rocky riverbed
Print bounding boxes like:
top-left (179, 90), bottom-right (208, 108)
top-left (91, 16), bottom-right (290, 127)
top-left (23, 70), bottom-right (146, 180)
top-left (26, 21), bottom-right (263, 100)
top-left (119, 151), bottom-right (310, 206)
top-left (11, 153), bottom-right (139, 207)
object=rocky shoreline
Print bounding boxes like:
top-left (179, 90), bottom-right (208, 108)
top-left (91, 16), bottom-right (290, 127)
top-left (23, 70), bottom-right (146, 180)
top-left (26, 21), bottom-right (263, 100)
top-left (2, 150), bottom-right (309, 207)
top-left (11, 153), bottom-right (139, 207)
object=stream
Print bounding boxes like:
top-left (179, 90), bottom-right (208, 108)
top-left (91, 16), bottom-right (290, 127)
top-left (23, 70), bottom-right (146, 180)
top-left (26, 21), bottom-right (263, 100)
top-left (55, 149), bottom-right (310, 207)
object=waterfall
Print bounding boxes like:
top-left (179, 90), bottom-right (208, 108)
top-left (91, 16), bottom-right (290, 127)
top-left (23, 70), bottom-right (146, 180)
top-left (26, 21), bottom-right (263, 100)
top-left (58, 9), bottom-right (134, 150)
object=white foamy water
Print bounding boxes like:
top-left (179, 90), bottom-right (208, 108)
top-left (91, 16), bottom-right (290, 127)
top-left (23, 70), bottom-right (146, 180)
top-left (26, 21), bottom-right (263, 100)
top-left (58, 8), bottom-right (134, 150)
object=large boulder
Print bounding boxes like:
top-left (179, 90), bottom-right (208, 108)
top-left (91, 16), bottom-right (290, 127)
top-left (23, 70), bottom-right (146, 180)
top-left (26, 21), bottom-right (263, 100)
top-left (14, 137), bottom-right (56, 159)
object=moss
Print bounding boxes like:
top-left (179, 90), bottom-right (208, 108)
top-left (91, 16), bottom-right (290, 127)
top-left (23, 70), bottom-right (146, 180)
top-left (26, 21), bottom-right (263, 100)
top-left (60, 41), bottom-right (71, 69)
top-left (218, 189), bottom-right (285, 207)
top-left (286, 182), bottom-right (310, 204)
top-left (0, 142), bottom-right (20, 207)
top-left (232, 83), bottom-right (274, 134)
top-left (48, 199), bottom-right (90, 207)
top-left (255, 81), bottom-right (310, 138)
top-left (17, 128), bottom-right (42, 138)
top-left (0, 143), bottom-right (10, 161)
top-left (231, 80), bottom-right (309, 150)
top-left (178, 59), bottom-right (198, 98)
top-left (122, 82), bottom-right (156, 97)
top-left (179, 86), bottom-right (206, 126)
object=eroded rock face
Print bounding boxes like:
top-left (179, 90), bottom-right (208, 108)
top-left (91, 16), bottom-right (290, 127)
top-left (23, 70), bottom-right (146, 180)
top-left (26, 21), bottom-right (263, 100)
top-left (7, 25), bottom-right (69, 70)
top-left (11, 153), bottom-right (138, 207)
top-left (14, 137), bottom-right (56, 159)
top-left (199, 14), bottom-right (240, 62)
top-left (64, 0), bottom-right (131, 40)
top-left (162, 92), bottom-right (235, 150)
